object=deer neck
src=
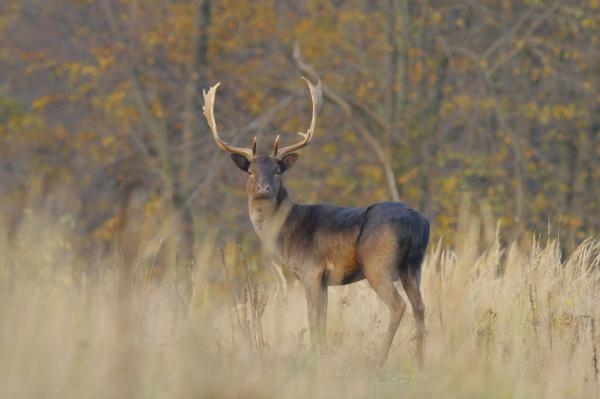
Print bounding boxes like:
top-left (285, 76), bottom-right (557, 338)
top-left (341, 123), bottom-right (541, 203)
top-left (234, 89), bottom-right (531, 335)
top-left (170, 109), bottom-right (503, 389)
top-left (248, 186), bottom-right (293, 251)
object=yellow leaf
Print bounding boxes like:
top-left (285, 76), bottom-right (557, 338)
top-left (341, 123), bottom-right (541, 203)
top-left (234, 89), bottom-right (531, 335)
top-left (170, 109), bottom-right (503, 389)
top-left (101, 136), bottom-right (115, 148)
top-left (32, 95), bottom-right (54, 109)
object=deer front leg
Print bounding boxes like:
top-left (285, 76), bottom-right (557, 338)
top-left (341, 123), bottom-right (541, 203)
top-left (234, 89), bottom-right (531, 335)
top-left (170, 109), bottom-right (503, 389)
top-left (302, 272), bottom-right (328, 355)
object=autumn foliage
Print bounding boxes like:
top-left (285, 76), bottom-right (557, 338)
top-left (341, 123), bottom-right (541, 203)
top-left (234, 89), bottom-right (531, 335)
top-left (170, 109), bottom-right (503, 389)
top-left (1, 0), bottom-right (599, 258)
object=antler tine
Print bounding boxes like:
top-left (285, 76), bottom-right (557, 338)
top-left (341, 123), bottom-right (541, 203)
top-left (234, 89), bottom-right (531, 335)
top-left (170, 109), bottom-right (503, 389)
top-left (271, 134), bottom-right (280, 156)
top-left (274, 76), bottom-right (323, 159)
top-left (203, 83), bottom-right (255, 159)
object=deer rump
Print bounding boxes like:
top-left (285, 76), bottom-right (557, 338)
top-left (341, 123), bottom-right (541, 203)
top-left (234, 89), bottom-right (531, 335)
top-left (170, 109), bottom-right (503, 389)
top-left (278, 201), bottom-right (430, 287)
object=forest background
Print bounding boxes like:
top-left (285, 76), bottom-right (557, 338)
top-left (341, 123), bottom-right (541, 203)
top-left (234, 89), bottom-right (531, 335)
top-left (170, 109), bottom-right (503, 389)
top-left (1, 0), bottom-right (599, 275)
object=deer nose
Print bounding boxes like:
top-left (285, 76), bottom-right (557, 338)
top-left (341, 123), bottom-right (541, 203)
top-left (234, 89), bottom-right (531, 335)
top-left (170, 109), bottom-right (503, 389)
top-left (256, 182), bottom-right (272, 194)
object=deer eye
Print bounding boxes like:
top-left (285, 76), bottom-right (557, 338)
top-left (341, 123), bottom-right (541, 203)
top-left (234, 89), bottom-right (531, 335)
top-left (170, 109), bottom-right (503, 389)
top-left (274, 170), bottom-right (281, 176)
top-left (248, 170), bottom-right (254, 176)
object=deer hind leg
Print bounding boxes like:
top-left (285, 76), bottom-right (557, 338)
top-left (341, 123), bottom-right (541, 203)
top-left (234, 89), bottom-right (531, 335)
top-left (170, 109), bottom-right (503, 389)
top-left (399, 269), bottom-right (426, 367)
top-left (366, 274), bottom-right (407, 367)
top-left (360, 225), bottom-right (408, 367)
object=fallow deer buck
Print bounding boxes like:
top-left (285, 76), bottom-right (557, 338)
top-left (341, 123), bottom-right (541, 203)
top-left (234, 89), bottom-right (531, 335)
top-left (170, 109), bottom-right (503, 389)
top-left (203, 77), bottom-right (429, 367)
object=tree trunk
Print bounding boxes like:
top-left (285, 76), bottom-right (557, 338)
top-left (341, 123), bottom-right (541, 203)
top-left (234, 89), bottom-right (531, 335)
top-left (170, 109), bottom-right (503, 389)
top-left (175, 0), bottom-right (212, 310)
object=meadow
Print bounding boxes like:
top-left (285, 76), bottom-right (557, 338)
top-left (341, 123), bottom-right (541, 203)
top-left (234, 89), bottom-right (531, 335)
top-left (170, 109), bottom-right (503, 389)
top-left (1, 207), bottom-right (598, 399)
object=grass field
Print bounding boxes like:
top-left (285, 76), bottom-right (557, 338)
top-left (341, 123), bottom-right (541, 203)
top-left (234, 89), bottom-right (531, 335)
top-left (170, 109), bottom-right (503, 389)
top-left (1, 211), bottom-right (599, 399)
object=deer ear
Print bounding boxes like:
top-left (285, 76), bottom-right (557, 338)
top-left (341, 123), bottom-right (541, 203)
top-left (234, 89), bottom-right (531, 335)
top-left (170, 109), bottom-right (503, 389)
top-left (279, 153), bottom-right (298, 172)
top-left (230, 153), bottom-right (250, 172)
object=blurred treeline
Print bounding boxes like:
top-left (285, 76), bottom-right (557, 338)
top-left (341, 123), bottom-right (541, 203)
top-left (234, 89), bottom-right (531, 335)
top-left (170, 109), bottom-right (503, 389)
top-left (0, 0), bottom-right (599, 265)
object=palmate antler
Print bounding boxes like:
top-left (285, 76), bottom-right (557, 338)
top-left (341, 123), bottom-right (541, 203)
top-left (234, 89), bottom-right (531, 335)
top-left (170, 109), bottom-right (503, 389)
top-left (272, 77), bottom-right (323, 159)
top-left (203, 82), bottom-right (257, 159)
top-left (203, 77), bottom-right (322, 159)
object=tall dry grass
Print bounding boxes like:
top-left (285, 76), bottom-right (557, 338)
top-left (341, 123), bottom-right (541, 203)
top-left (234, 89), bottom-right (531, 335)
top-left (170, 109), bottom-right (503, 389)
top-left (0, 208), bottom-right (599, 399)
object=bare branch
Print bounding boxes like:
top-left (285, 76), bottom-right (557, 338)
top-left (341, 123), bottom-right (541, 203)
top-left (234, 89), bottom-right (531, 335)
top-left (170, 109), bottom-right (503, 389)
top-left (483, 8), bottom-right (534, 60)
top-left (292, 42), bottom-right (400, 202)
top-left (488, 2), bottom-right (561, 75)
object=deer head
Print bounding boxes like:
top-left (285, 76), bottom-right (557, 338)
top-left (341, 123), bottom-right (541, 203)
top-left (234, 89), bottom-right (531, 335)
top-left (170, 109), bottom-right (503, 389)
top-left (203, 77), bottom-right (323, 201)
